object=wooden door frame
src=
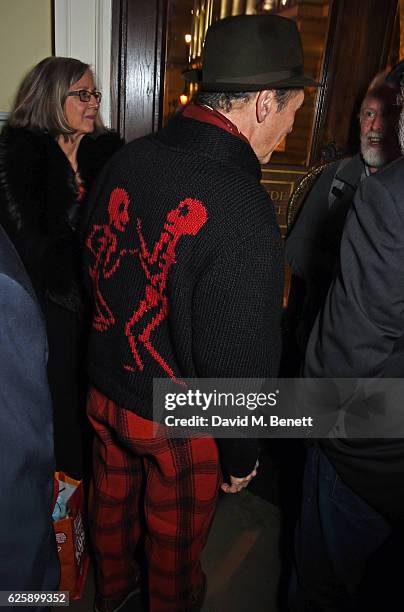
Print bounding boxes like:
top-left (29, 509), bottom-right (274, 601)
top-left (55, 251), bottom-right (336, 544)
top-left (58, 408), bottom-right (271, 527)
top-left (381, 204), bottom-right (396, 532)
top-left (111, 0), bottom-right (168, 141)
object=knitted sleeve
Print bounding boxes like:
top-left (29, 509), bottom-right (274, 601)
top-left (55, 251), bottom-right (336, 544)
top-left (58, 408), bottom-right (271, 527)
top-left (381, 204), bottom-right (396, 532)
top-left (192, 223), bottom-right (284, 476)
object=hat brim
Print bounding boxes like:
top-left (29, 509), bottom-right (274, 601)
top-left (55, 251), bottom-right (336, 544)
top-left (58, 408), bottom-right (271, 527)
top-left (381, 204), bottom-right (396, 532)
top-left (386, 62), bottom-right (404, 87)
top-left (183, 68), bottom-right (319, 90)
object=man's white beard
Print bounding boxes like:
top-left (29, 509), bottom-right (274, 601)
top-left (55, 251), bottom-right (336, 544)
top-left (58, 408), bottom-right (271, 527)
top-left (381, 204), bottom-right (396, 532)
top-left (398, 106), bottom-right (404, 154)
top-left (360, 132), bottom-right (387, 169)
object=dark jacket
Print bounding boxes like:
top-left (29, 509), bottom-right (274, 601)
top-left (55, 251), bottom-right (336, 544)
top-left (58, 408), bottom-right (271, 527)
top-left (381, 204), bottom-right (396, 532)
top-left (0, 224), bottom-right (59, 596)
top-left (0, 126), bottom-right (122, 310)
top-left (0, 126), bottom-right (122, 477)
top-left (305, 156), bottom-right (404, 520)
top-left (283, 155), bottom-right (365, 371)
top-left (287, 155), bottom-right (365, 286)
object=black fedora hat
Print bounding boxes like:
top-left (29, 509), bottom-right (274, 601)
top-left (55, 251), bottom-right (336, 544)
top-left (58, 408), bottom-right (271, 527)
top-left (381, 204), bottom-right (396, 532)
top-left (184, 14), bottom-right (319, 91)
top-left (387, 60), bottom-right (404, 87)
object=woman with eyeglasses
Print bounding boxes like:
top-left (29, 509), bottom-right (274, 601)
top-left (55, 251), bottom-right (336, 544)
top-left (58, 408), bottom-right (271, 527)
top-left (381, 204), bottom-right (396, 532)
top-left (0, 56), bottom-right (122, 479)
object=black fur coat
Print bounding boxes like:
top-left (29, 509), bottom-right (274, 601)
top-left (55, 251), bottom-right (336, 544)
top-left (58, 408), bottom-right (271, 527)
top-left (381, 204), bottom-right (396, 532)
top-left (0, 126), bottom-right (122, 312)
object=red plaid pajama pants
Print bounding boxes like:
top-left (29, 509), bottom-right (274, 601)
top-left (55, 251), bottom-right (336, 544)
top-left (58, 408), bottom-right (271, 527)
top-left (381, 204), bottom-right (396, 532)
top-left (87, 386), bottom-right (221, 612)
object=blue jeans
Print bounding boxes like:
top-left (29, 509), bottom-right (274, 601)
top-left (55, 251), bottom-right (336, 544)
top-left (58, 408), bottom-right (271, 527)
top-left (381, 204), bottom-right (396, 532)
top-left (289, 445), bottom-right (392, 612)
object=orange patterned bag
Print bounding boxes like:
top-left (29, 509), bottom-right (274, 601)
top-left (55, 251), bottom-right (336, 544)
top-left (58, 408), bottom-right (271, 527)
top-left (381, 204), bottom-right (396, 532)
top-left (53, 472), bottom-right (90, 599)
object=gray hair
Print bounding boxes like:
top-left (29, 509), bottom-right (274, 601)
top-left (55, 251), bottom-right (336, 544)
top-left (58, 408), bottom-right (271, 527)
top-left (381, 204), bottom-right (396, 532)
top-left (273, 88), bottom-right (302, 111)
top-left (194, 91), bottom-right (254, 112)
top-left (8, 56), bottom-right (106, 137)
top-left (194, 88), bottom-right (301, 113)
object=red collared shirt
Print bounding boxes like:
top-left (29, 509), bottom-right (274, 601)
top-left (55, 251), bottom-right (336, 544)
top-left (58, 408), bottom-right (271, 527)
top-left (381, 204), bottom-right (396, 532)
top-left (182, 103), bottom-right (250, 146)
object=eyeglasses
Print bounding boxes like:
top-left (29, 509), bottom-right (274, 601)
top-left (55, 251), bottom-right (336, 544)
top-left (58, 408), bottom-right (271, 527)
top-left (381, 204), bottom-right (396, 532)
top-left (66, 89), bottom-right (102, 103)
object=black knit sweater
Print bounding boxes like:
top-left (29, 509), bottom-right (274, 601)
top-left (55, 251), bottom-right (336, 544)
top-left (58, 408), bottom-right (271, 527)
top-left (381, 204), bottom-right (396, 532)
top-left (83, 113), bottom-right (284, 476)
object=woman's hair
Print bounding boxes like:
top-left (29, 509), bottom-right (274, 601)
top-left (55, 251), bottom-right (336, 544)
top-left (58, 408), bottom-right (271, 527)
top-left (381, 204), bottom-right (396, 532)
top-left (8, 56), bottom-right (106, 136)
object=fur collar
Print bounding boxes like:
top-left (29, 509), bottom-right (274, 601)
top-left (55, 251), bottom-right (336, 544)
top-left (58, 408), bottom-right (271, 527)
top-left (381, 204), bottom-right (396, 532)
top-left (0, 126), bottom-right (122, 306)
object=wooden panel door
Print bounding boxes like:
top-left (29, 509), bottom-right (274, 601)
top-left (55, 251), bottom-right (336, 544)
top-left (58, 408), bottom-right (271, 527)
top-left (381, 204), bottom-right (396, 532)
top-left (111, 0), bottom-right (168, 142)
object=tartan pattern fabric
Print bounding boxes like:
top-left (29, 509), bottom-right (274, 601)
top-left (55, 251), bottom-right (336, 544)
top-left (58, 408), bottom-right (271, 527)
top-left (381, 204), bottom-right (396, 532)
top-left (87, 386), bottom-right (221, 612)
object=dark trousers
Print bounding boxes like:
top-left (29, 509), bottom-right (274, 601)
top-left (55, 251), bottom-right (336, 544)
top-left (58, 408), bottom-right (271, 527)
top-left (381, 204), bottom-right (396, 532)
top-left (45, 300), bottom-right (84, 479)
top-left (289, 445), bottom-right (400, 612)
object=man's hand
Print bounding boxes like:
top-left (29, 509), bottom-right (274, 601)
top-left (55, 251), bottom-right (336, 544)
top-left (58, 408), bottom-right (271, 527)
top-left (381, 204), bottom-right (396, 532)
top-left (221, 461), bottom-right (259, 494)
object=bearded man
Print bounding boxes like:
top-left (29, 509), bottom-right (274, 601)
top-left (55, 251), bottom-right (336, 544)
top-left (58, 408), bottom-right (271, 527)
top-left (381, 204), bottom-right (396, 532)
top-left (284, 75), bottom-right (401, 368)
top-left (290, 61), bottom-right (404, 611)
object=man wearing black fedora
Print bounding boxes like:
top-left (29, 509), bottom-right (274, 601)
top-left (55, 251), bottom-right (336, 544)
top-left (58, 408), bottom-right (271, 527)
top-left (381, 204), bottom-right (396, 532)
top-left (82, 13), bottom-right (316, 612)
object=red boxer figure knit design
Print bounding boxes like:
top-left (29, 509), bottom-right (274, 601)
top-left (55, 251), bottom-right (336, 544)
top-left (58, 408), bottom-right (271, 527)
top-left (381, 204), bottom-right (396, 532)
top-left (86, 187), bottom-right (130, 331)
top-left (124, 198), bottom-right (208, 382)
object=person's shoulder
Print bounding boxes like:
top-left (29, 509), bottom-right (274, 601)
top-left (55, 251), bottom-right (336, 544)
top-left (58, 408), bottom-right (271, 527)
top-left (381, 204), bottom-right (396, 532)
top-left (370, 156), bottom-right (404, 188)
top-left (78, 130), bottom-right (124, 183)
top-left (1, 126), bottom-right (47, 157)
top-left (2, 125), bottom-right (37, 142)
top-left (81, 130), bottom-right (123, 160)
top-left (0, 226), bottom-right (19, 274)
top-left (299, 158), bottom-right (344, 197)
top-left (286, 159), bottom-right (345, 232)
top-left (0, 226), bottom-right (35, 298)
top-left (309, 156), bottom-right (362, 190)
top-left (358, 156), bottom-right (404, 209)
top-left (0, 128), bottom-right (51, 196)
top-left (91, 129), bottom-right (123, 150)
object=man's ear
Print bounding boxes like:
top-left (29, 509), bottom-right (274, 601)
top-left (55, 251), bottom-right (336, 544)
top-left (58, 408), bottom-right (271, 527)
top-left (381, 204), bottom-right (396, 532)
top-left (256, 90), bottom-right (276, 123)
